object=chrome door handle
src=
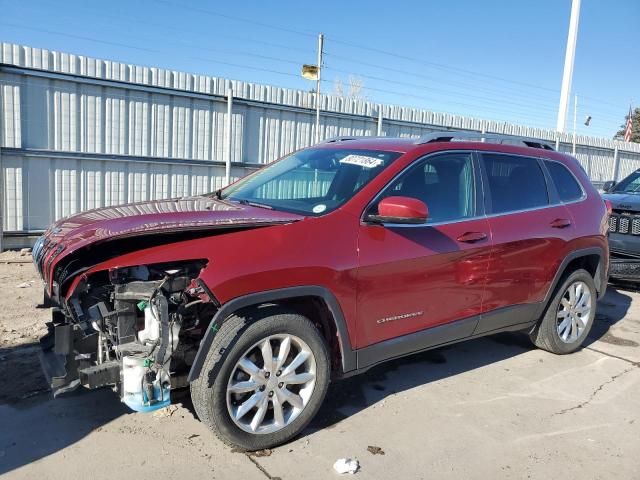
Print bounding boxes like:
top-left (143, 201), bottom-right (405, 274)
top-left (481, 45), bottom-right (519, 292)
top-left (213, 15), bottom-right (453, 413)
top-left (456, 232), bottom-right (488, 243)
top-left (550, 218), bottom-right (572, 228)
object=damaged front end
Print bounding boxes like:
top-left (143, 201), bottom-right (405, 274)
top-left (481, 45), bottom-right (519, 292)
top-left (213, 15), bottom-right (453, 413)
top-left (39, 260), bottom-right (217, 412)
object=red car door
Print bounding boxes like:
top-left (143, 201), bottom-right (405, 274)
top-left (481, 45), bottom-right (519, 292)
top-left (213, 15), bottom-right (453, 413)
top-left (478, 152), bottom-right (575, 333)
top-left (356, 151), bottom-right (492, 352)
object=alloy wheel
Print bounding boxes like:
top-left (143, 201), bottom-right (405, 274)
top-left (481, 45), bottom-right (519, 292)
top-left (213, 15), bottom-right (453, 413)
top-left (556, 280), bottom-right (592, 343)
top-left (226, 334), bottom-right (317, 434)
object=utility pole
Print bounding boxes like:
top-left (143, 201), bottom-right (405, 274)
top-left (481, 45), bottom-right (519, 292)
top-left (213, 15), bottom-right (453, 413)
top-left (572, 94), bottom-right (578, 155)
top-left (556, 0), bottom-right (581, 132)
top-left (315, 33), bottom-right (324, 143)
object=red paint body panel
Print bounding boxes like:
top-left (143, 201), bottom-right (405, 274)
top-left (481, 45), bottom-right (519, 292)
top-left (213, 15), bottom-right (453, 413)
top-left (356, 218), bottom-right (491, 347)
top-left (42, 197), bottom-right (302, 292)
top-left (482, 204), bottom-right (574, 311)
top-left (377, 196), bottom-right (428, 221)
top-left (37, 137), bottom-right (609, 359)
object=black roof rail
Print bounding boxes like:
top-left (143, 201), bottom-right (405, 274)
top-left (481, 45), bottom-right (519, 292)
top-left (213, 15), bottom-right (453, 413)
top-left (414, 130), bottom-right (555, 151)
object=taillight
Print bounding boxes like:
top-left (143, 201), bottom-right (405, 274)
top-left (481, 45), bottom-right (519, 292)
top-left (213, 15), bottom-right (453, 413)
top-left (604, 199), bottom-right (613, 216)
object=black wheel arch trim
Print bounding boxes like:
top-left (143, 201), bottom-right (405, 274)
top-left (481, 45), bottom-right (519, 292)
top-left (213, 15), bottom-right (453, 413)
top-left (542, 247), bottom-right (607, 309)
top-left (187, 286), bottom-right (357, 383)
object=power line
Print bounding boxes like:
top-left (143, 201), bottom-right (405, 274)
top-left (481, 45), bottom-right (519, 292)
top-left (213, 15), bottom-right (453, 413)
top-left (155, 0), bottom-right (316, 38)
top-left (30, 4), bottom-right (572, 119)
top-left (40, 1), bottom-right (604, 119)
top-left (0, 22), bottom-right (306, 68)
top-left (0, 22), bottom-right (620, 126)
top-left (325, 50), bottom-right (626, 122)
top-left (0, 20), bottom-right (622, 136)
top-left (324, 65), bottom-right (561, 115)
top-left (0, 22), bottom-right (304, 81)
top-left (11, 0), bottom-right (626, 113)
top-left (327, 36), bottom-right (559, 92)
top-left (0, 22), bottom-right (162, 54)
top-left (54, 3), bottom-right (316, 55)
top-left (325, 35), bottom-right (626, 110)
top-left (325, 51), bottom-right (561, 107)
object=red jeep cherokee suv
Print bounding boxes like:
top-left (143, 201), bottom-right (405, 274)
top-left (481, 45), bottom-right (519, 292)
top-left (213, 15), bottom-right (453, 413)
top-left (34, 131), bottom-right (609, 449)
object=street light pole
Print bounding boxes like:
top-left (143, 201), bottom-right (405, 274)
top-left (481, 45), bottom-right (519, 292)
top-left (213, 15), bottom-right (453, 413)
top-left (556, 0), bottom-right (581, 133)
top-left (315, 33), bottom-right (324, 144)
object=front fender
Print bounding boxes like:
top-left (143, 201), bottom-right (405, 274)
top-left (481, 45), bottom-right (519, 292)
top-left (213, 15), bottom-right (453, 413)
top-left (186, 286), bottom-right (357, 383)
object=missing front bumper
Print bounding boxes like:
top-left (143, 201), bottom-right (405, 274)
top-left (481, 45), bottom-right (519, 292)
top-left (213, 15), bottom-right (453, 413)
top-left (39, 312), bottom-right (118, 396)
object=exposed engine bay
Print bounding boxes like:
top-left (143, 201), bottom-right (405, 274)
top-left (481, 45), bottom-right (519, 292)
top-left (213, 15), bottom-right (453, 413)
top-left (40, 260), bottom-right (217, 412)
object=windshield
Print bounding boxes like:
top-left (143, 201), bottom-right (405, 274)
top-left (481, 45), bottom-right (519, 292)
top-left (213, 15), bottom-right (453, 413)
top-left (220, 148), bottom-right (402, 215)
top-left (612, 171), bottom-right (640, 193)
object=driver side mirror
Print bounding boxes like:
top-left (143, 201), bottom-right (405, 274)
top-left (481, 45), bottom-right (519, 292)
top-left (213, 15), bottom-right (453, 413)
top-left (602, 180), bottom-right (616, 193)
top-left (366, 196), bottom-right (428, 224)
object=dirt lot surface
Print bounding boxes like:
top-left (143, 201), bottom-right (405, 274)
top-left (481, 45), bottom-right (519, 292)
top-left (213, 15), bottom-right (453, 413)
top-left (1, 258), bottom-right (639, 479)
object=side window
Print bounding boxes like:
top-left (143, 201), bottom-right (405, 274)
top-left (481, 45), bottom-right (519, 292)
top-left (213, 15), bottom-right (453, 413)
top-left (545, 161), bottom-right (584, 202)
top-left (482, 154), bottom-right (549, 214)
top-left (375, 152), bottom-right (476, 223)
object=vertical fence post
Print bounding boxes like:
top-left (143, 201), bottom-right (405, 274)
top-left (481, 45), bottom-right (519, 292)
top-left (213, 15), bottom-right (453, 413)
top-left (225, 87), bottom-right (233, 187)
top-left (611, 146), bottom-right (619, 182)
top-left (377, 105), bottom-right (383, 136)
top-left (555, 132), bottom-right (561, 150)
top-left (0, 87), bottom-right (4, 252)
top-left (480, 122), bottom-right (486, 142)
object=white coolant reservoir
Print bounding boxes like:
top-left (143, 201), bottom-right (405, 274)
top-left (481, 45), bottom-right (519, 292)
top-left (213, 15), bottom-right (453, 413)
top-left (121, 355), bottom-right (170, 412)
top-left (137, 305), bottom-right (160, 344)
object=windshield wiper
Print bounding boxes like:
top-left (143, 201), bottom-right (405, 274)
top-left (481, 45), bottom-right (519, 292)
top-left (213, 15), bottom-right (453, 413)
top-left (235, 199), bottom-right (274, 210)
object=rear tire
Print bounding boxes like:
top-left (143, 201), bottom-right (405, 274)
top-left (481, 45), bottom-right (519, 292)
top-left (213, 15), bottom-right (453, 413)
top-left (530, 268), bottom-right (596, 354)
top-left (190, 308), bottom-right (330, 450)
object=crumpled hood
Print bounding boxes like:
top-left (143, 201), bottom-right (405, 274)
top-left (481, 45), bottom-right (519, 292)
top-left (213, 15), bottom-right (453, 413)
top-left (602, 192), bottom-right (640, 212)
top-left (35, 196), bottom-right (303, 287)
top-left (47, 196), bottom-right (303, 247)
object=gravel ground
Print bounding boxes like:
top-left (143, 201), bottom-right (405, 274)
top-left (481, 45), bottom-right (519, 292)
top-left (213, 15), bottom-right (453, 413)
top-left (0, 259), bottom-right (639, 479)
top-left (0, 253), bottom-right (49, 404)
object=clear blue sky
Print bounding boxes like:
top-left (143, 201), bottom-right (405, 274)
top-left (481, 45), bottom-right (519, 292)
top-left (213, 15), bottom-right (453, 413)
top-left (1, 0), bottom-right (637, 138)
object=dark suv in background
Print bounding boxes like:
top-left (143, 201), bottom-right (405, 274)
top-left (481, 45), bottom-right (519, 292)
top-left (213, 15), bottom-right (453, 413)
top-left (34, 131), bottom-right (609, 449)
top-left (602, 170), bottom-right (640, 281)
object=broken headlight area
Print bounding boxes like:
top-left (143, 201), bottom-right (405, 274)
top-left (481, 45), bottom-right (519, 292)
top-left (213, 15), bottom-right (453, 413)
top-left (39, 260), bottom-right (217, 412)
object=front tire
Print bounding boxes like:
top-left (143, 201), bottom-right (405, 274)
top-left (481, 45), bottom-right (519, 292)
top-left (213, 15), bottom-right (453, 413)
top-left (190, 308), bottom-right (330, 450)
top-left (530, 268), bottom-right (596, 354)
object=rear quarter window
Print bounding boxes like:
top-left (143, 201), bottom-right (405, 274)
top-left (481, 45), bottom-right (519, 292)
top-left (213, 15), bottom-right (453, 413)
top-left (481, 153), bottom-right (549, 214)
top-left (545, 161), bottom-right (584, 202)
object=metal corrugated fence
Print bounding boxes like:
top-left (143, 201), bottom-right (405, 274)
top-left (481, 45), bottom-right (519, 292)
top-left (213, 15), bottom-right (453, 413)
top-left (1, 42), bottom-right (640, 243)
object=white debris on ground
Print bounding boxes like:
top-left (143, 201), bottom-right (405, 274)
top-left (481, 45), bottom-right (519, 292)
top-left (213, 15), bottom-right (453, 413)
top-left (16, 281), bottom-right (34, 288)
top-left (152, 404), bottom-right (179, 419)
top-left (333, 458), bottom-right (359, 474)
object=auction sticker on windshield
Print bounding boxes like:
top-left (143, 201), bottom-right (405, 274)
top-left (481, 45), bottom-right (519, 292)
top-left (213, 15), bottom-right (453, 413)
top-left (339, 154), bottom-right (384, 169)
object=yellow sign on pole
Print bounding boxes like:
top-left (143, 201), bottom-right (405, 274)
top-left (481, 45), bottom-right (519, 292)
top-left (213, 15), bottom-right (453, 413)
top-left (301, 64), bottom-right (319, 81)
